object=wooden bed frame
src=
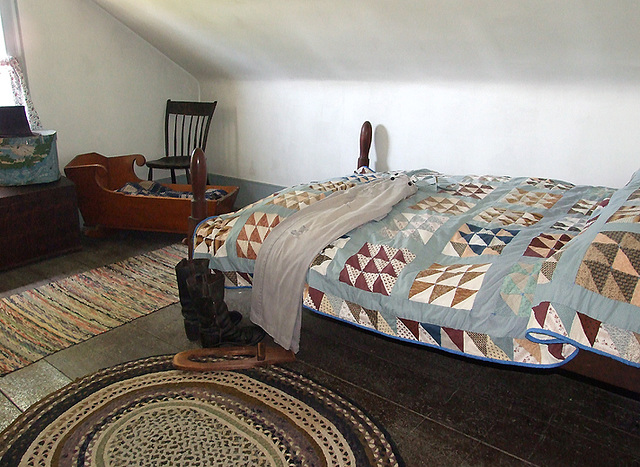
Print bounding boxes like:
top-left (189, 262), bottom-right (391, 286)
top-left (64, 152), bottom-right (238, 236)
top-left (182, 123), bottom-right (639, 395)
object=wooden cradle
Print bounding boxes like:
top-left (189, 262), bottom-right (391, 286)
top-left (64, 152), bottom-right (238, 236)
top-left (182, 123), bottom-right (639, 395)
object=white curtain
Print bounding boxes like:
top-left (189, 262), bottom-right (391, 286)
top-left (0, 56), bottom-right (41, 130)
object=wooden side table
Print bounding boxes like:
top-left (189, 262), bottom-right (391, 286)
top-left (0, 177), bottom-right (82, 270)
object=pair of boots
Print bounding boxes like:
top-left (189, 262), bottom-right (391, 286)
top-left (175, 258), bottom-right (265, 347)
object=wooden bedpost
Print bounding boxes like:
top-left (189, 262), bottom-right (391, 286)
top-left (357, 121), bottom-right (372, 169)
top-left (188, 147), bottom-right (208, 259)
top-left (174, 147), bottom-right (296, 371)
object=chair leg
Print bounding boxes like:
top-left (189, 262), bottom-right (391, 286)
top-left (148, 168), bottom-right (153, 181)
top-left (170, 169), bottom-right (177, 184)
top-left (185, 168), bottom-right (190, 184)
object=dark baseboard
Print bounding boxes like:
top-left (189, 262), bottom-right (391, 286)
top-left (165, 173), bottom-right (283, 209)
top-left (159, 173), bottom-right (283, 209)
top-left (207, 174), bottom-right (283, 208)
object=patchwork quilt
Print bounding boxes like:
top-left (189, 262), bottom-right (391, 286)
top-left (116, 180), bottom-right (228, 200)
top-left (193, 168), bottom-right (640, 368)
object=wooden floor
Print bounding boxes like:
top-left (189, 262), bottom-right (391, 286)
top-left (1, 231), bottom-right (639, 466)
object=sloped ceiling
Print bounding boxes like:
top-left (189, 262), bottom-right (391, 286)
top-left (92, 0), bottom-right (640, 83)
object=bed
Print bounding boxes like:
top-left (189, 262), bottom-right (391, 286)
top-left (64, 152), bottom-right (238, 235)
top-left (185, 122), bottom-right (639, 393)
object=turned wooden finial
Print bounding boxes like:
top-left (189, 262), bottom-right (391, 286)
top-left (188, 147), bottom-right (208, 259)
top-left (357, 121), bottom-right (372, 169)
top-left (190, 148), bottom-right (207, 219)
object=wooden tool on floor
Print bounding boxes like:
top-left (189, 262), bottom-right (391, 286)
top-left (173, 342), bottom-right (296, 372)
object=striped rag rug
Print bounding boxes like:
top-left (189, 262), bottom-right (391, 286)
top-left (0, 243), bottom-right (186, 375)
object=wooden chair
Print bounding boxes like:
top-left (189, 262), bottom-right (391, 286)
top-left (146, 99), bottom-right (217, 183)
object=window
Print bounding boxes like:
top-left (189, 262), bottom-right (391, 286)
top-left (1, 0), bottom-right (26, 106)
top-left (0, 1), bottom-right (40, 129)
top-left (0, 12), bottom-right (14, 105)
top-left (0, 19), bottom-right (7, 55)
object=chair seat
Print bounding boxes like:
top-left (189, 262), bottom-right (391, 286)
top-left (145, 156), bottom-right (191, 170)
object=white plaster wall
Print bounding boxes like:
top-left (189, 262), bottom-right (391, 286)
top-left (201, 80), bottom-right (640, 189)
top-left (11, 0), bottom-right (640, 189)
top-left (16, 0), bottom-right (199, 172)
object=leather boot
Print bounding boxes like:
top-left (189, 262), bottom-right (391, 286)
top-left (175, 258), bottom-right (210, 341)
top-left (187, 269), bottom-right (265, 348)
top-left (200, 299), bottom-right (266, 348)
top-left (186, 270), bottom-right (242, 331)
top-left (175, 259), bottom-right (242, 341)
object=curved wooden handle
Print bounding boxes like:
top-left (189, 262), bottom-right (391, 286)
top-left (357, 121), bottom-right (372, 169)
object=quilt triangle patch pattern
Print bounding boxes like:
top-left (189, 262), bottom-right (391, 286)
top-left (468, 332), bottom-right (510, 361)
top-left (359, 307), bottom-right (379, 329)
top-left (245, 192), bottom-right (279, 210)
top-left (409, 196), bottom-right (475, 215)
top-left (443, 223), bottom-right (519, 257)
top-left (195, 215), bottom-right (240, 256)
top-left (523, 177), bottom-right (574, 191)
top-left (526, 303), bottom-right (571, 362)
top-left (222, 271), bottom-right (253, 287)
top-left (310, 237), bottom-right (350, 275)
top-left (600, 324), bottom-right (640, 362)
top-left (318, 293), bottom-right (340, 316)
top-left (347, 173), bottom-right (383, 183)
top-left (467, 331), bottom-right (488, 355)
top-left (569, 198), bottom-right (604, 217)
top-left (606, 204), bottom-right (640, 224)
top-left (306, 285), bottom-right (346, 319)
top-left (538, 250), bottom-right (563, 284)
top-left (409, 263), bottom-right (491, 310)
top-left (574, 312), bottom-right (601, 347)
top-left (462, 174), bottom-right (510, 185)
top-left (308, 180), bottom-right (357, 192)
top-left (380, 212), bottom-right (448, 244)
top-left (501, 262), bottom-right (542, 316)
top-left (339, 243), bottom-right (416, 295)
top-left (303, 286), bottom-right (396, 335)
top-left (579, 199), bottom-right (611, 230)
top-left (397, 318), bottom-right (420, 341)
top-left (474, 207), bottom-right (544, 227)
top-left (528, 301), bottom-right (640, 363)
top-left (441, 328), bottom-right (465, 352)
top-left (303, 287), bottom-right (574, 365)
top-left (420, 322), bottom-right (443, 346)
top-left (514, 338), bottom-right (544, 365)
top-left (576, 231), bottom-right (640, 306)
top-left (304, 285), bottom-right (325, 312)
top-left (503, 188), bottom-right (562, 209)
top-left (449, 183), bottom-right (495, 199)
top-left (539, 302), bottom-right (569, 337)
top-left (266, 190), bottom-right (326, 211)
top-left (629, 188), bottom-right (640, 201)
top-left (524, 232), bottom-right (575, 258)
top-left (236, 212), bottom-right (282, 260)
top-left (550, 216), bottom-right (588, 233)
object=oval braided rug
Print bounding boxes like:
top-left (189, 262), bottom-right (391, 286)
top-left (0, 355), bottom-right (403, 466)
